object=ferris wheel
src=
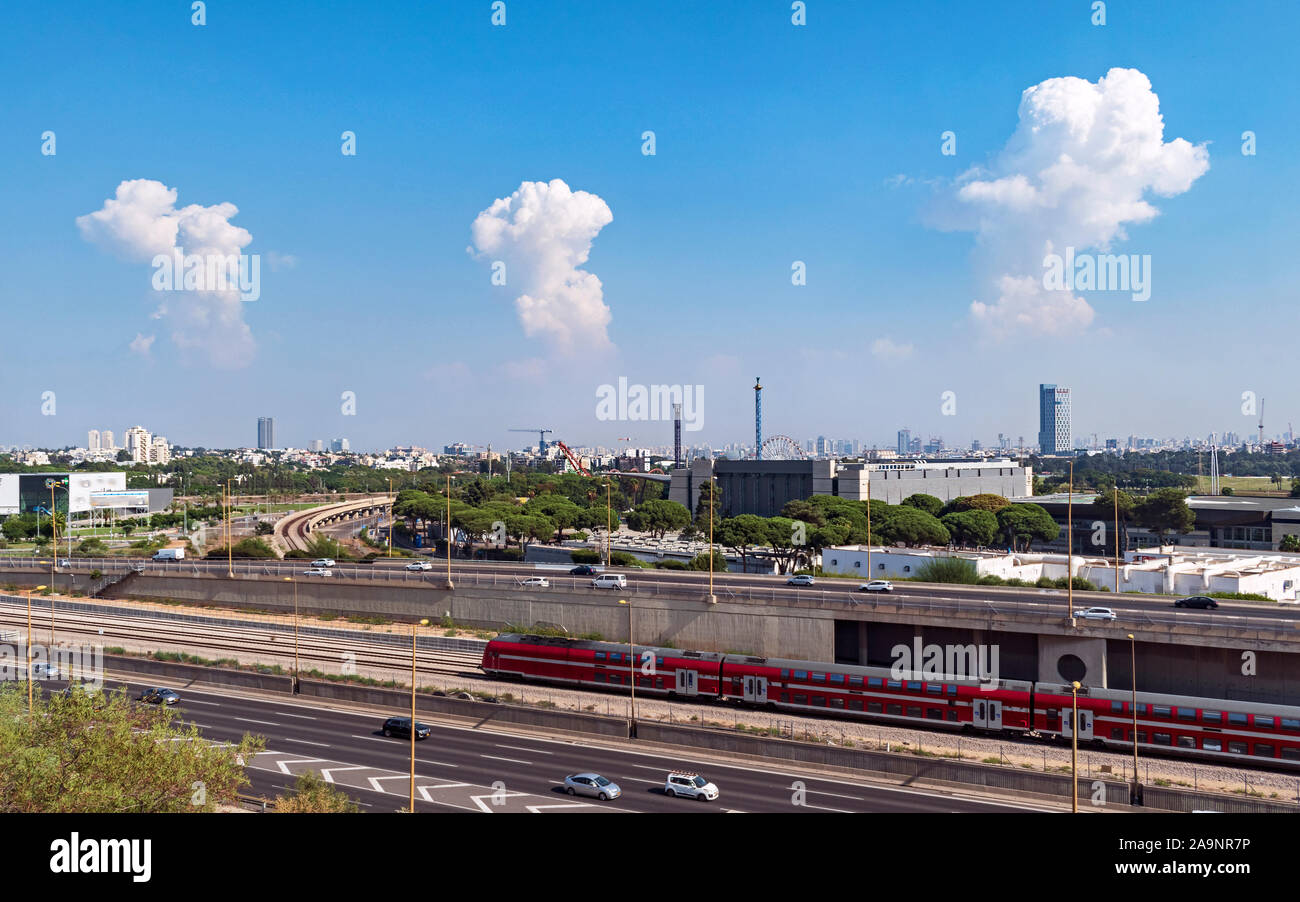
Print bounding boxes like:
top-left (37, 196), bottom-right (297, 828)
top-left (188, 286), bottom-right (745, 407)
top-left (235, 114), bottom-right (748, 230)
top-left (760, 434), bottom-right (806, 460)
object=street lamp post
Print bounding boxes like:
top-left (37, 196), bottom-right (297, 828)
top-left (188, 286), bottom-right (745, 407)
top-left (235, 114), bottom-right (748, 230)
top-left (284, 577), bottom-right (299, 685)
top-left (1067, 460), bottom-right (1074, 623)
top-left (1128, 633), bottom-right (1142, 805)
top-left (410, 617), bottom-right (429, 812)
top-left (445, 474), bottom-right (454, 590)
top-left (619, 599), bottom-right (636, 737)
top-left (1071, 679), bottom-right (1081, 813)
top-left (27, 585), bottom-right (47, 715)
top-left (605, 478), bottom-right (612, 568)
top-left (707, 477), bottom-right (716, 604)
top-left (387, 478), bottom-right (393, 558)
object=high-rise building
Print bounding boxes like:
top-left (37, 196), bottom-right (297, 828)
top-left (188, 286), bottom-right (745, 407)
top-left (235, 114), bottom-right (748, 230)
top-left (102, 430), bottom-right (115, 451)
top-left (151, 435), bottom-right (171, 464)
top-left (1038, 384), bottom-right (1071, 454)
top-left (897, 429), bottom-right (911, 455)
top-left (88, 430), bottom-right (101, 452)
top-left (257, 417), bottom-right (275, 450)
top-left (331, 438), bottom-right (350, 452)
top-left (310, 439), bottom-right (324, 452)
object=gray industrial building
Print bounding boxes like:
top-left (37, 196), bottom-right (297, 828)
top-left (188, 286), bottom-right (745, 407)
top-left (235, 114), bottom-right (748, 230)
top-left (668, 457), bottom-right (1033, 517)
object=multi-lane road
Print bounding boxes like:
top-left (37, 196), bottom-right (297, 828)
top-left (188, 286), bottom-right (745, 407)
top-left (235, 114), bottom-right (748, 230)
top-left (39, 676), bottom-right (1060, 813)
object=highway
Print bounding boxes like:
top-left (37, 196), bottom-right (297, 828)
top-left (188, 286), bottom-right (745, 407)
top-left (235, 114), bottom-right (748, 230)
top-left (8, 553), bottom-right (1299, 631)
top-left (39, 677), bottom-right (1057, 813)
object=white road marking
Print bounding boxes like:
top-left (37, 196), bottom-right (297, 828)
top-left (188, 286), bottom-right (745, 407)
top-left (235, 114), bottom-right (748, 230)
top-left (496, 744), bottom-right (551, 754)
top-left (276, 712), bottom-right (317, 719)
top-left (284, 737), bottom-right (331, 747)
top-left (273, 757), bottom-right (327, 774)
top-left (481, 754), bottom-right (531, 765)
top-left (234, 717), bottom-right (280, 726)
top-left (178, 698), bottom-right (221, 706)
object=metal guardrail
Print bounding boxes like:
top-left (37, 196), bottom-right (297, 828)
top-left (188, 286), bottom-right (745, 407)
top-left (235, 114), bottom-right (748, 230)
top-left (0, 593), bottom-right (487, 655)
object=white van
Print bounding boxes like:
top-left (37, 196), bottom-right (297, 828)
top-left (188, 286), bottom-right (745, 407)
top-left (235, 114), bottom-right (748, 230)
top-left (591, 573), bottom-right (627, 589)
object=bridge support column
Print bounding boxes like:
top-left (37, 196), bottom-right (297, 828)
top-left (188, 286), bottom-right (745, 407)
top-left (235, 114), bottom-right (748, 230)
top-left (1038, 634), bottom-right (1108, 687)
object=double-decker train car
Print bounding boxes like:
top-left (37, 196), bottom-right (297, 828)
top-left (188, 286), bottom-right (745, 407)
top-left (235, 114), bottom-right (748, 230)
top-left (481, 635), bottom-right (1300, 768)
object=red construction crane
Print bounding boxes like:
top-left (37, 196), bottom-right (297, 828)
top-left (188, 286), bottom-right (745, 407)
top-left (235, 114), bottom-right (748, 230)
top-left (554, 440), bottom-right (592, 476)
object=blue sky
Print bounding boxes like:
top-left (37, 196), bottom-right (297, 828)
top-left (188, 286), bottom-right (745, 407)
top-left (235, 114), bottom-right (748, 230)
top-left (2, 0), bottom-right (1296, 453)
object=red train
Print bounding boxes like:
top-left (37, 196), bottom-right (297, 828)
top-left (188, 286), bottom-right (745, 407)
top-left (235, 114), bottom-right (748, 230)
top-left (482, 634), bottom-right (1300, 768)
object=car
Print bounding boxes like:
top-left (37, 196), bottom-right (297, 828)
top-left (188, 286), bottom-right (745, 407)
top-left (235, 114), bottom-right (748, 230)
top-left (591, 573), bottom-right (627, 589)
top-left (858, 580), bottom-right (893, 592)
top-left (381, 717), bottom-right (431, 740)
top-left (521, 576), bottom-right (550, 588)
top-left (405, 560), bottom-right (433, 571)
top-left (787, 574), bottom-right (815, 586)
top-left (310, 558), bottom-right (336, 568)
top-left (58, 559), bottom-right (71, 569)
top-left (1174, 595), bottom-right (1220, 610)
top-left (570, 565), bottom-right (598, 576)
top-left (31, 663), bottom-right (60, 680)
top-left (302, 568), bottom-right (332, 577)
top-left (664, 771), bottom-right (719, 801)
top-left (563, 773), bottom-right (621, 800)
top-left (1077, 607), bottom-right (1117, 622)
top-left (138, 687), bottom-right (180, 705)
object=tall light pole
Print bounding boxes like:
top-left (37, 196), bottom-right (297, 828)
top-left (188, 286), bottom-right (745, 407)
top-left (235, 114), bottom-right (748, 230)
top-left (225, 481), bottom-right (233, 577)
top-left (707, 477), bottom-right (716, 604)
top-left (26, 585), bottom-right (46, 715)
top-left (1067, 460), bottom-right (1074, 622)
top-left (387, 477), bottom-right (393, 557)
top-left (445, 474), bottom-right (454, 590)
top-left (1128, 633), bottom-right (1141, 805)
top-left (866, 468), bottom-right (872, 576)
top-left (1071, 679), bottom-right (1081, 814)
top-left (619, 599), bottom-right (636, 737)
top-left (1114, 488), bottom-right (1121, 594)
top-left (284, 577), bottom-right (299, 683)
top-left (605, 477), bottom-right (612, 567)
top-left (410, 617), bottom-right (429, 812)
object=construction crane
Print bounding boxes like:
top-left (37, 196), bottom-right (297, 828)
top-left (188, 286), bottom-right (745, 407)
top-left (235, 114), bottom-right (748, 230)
top-left (554, 440), bottom-right (592, 476)
top-left (1259, 399), bottom-right (1265, 448)
top-left (509, 427), bottom-right (553, 453)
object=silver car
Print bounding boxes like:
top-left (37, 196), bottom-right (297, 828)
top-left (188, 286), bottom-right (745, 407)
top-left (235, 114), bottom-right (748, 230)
top-left (1077, 606), bottom-right (1117, 622)
top-left (563, 773), bottom-right (621, 801)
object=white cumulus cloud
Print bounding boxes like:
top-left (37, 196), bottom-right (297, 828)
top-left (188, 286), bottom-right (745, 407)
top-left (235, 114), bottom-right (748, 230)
top-left (469, 179), bottom-right (614, 355)
top-left (77, 179), bottom-right (257, 368)
top-left (870, 337), bottom-right (915, 362)
top-left (128, 333), bottom-right (155, 356)
top-left (932, 68), bottom-right (1209, 338)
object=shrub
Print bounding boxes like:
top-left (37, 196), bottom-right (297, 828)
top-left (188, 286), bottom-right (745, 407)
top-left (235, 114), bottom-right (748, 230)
top-left (912, 557), bottom-right (979, 584)
top-left (570, 549), bottom-right (600, 564)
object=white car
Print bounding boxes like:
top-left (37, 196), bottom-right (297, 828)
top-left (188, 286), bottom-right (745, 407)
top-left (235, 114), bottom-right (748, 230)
top-left (858, 580), bottom-right (893, 592)
top-left (591, 573), bottom-right (627, 589)
top-left (520, 576), bottom-right (550, 588)
top-left (786, 574), bottom-right (815, 586)
top-left (405, 560), bottom-right (433, 571)
top-left (310, 558), bottom-right (336, 568)
top-left (59, 559), bottom-right (72, 569)
top-left (303, 568), bottom-right (333, 577)
top-left (1077, 606), bottom-right (1117, 622)
top-left (664, 771), bottom-right (719, 801)
top-left (32, 663), bottom-right (60, 680)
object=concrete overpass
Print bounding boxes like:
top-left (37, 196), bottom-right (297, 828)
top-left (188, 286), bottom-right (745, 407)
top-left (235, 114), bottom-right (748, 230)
top-left (273, 495), bottom-right (394, 554)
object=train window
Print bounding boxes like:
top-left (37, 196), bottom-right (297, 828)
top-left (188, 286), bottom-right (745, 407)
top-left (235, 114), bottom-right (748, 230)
top-left (868, 677), bottom-right (884, 688)
top-left (829, 698), bottom-right (845, 709)
top-left (906, 681), bottom-right (921, 691)
top-left (1110, 702), bottom-right (1124, 713)
top-left (1153, 733), bottom-right (1172, 746)
top-left (780, 669), bottom-right (789, 679)
top-left (829, 673), bottom-right (845, 684)
top-left (947, 710), bottom-right (959, 722)
top-left (1202, 711), bottom-right (1222, 725)
top-left (593, 673), bottom-right (605, 683)
top-left (1253, 744), bottom-right (1275, 757)
top-left (947, 685), bottom-right (957, 696)
top-left (1176, 708), bottom-right (1197, 722)
top-left (1228, 712), bottom-right (1248, 726)
top-left (926, 684), bottom-right (942, 695)
top-left (1136, 731), bottom-right (1147, 743)
top-left (1177, 736), bottom-right (1196, 749)
top-left (886, 704), bottom-right (903, 716)
top-left (811, 673), bottom-right (825, 683)
top-left (638, 677), bottom-right (652, 688)
top-left (868, 702), bottom-right (883, 714)
top-left (1281, 718), bottom-right (1300, 731)
top-left (608, 673), bottom-right (622, 684)
top-left (1151, 705), bottom-right (1171, 718)
top-left (1136, 703), bottom-right (1148, 715)
top-left (812, 695), bottom-right (827, 707)
top-left (657, 657), bottom-right (665, 667)
top-left (609, 652), bottom-right (621, 662)
top-left (594, 652), bottom-right (606, 661)
top-left (793, 670), bottom-right (808, 681)
top-left (1202, 738), bottom-right (1222, 752)
top-left (1110, 728), bottom-right (1124, 740)
top-left (849, 676), bottom-right (864, 687)
top-left (1256, 716), bottom-right (1277, 729)
top-left (793, 694), bottom-right (807, 705)
top-left (1046, 710), bottom-right (1060, 723)
top-left (780, 692), bottom-right (789, 702)
top-left (731, 677), bottom-right (743, 692)
top-left (1282, 748), bottom-right (1300, 761)
top-left (655, 678), bottom-right (665, 689)
top-left (849, 699), bottom-right (864, 711)
top-left (1228, 741), bottom-right (1248, 755)
top-left (926, 708), bottom-right (943, 720)
top-left (906, 706), bottom-right (923, 718)
top-left (886, 680), bottom-right (902, 690)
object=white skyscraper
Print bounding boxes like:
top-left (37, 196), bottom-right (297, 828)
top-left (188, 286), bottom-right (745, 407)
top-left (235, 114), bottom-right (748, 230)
top-left (88, 430), bottom-right (101, 451)
top-left (125, 425), bottom-right (152, 463)
top-left (102, 430), bottom-right (115, 451)
top-left (1038, 384), bottom-right (1071, 454)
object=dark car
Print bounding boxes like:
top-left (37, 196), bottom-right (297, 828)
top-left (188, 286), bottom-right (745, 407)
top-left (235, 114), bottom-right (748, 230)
top-left (1174, 596), bottom-right (1220, 610)
top-left (138, 687), bottom-right (181, 705)
top-left (570, 565), bottom-right (598, 576)
top-left (382, 717), bottom-right (432, 740)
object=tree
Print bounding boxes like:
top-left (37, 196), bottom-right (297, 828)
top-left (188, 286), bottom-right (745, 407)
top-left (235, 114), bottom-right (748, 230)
top-left (274, 771), bottom-right (360, 813)
top-left (764, 517), bottom-right (806, 574)
top-left (693, 481), bottom-right (722, 526)
top-left (0, 684), bottom-right (263, 812)
top-left (526, 496), bottom-right (583, 544)
top-left (996, 503), bottom-right (1060, 551)
top-left (687, 549), bottom-right (728, 571)
top-left (1093, 488), bottom-right (1137, 554)
top-left (505, 513), bottom-right (554, 549)
top-left (1135, 488), bottom-right (1196, 542)
top-left (876, 506), bottom-right (949, 547)
top-left (1280, 534), bottom-right (1300, 553)
top-left (941, 493), bottom-right (1011, 516)
top-left (940, 509), bottom-right (998, 547)
top-left (1, 518), bottom-right (30, 541)
top-left (625, 499), bottom-right (690, 539)
top-left (779, 500), bottom-right (827, 528)
top-left (715, 515), bottom-right (770, 571)
top-left (900, 493), bottom-right (943, 517)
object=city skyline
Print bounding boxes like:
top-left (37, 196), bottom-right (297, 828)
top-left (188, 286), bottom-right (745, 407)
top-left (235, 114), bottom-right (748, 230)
top-left (2, 1), bottom-right (1296, 453)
